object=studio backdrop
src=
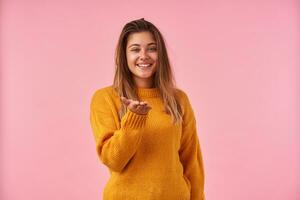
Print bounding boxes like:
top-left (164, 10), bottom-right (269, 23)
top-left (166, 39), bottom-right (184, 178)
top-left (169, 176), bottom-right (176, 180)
top-left (1, 0), bottom-right (299, 200)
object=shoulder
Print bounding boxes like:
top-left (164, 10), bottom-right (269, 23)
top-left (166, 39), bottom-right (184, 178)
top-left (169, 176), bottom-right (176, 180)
top-left (174, 88), bottom-right (191, 104)
top-left (92, 85), bottom-right (117, 97)
top-left (90, 85), bottom-right (119, 107)
top-left (174, 88), bottom-right (195, 118)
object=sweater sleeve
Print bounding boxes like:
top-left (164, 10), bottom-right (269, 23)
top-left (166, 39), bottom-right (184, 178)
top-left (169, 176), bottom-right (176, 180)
top-left (90, 89), bottom-right (147, 173)
top-left (178, 91), bottom-right (206, 200)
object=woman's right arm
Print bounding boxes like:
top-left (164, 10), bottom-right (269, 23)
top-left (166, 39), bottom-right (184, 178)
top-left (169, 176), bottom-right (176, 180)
top-left (90, 89), bottom-right (148, 173)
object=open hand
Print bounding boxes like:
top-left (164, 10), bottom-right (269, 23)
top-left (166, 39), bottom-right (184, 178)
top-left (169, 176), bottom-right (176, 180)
top-left (120, 96), bottom-right (152, 115)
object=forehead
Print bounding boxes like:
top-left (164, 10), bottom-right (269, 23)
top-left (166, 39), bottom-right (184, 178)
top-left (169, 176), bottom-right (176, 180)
top-left (127, 31), bottom-right (156, 47)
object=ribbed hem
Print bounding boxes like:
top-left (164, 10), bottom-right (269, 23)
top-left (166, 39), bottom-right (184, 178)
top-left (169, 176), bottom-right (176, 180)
top-left (121, 109), bottom-right (147, 130)
top-left (136, 87), bottom-right (161, 98)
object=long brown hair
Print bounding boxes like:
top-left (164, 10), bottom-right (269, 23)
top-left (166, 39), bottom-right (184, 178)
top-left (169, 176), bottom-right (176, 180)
top-left (113, 18), bottom-right (183, 124)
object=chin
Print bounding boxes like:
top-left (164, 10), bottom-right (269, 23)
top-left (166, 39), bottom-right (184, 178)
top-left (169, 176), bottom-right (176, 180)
top-left (138, 75), bottom-right (153, 79)
top-left (134, 72), bottom-right (154, 79)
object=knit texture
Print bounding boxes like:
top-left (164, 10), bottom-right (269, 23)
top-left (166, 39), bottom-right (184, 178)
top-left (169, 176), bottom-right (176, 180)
top-left (90, 85), bottom-right (205, 200)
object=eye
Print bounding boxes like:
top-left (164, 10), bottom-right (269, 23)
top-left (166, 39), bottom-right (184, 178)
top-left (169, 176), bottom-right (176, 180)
top-left (149, 47), bottom-right (157, 51)
top-left (131, 48), bottom-right (140, 52)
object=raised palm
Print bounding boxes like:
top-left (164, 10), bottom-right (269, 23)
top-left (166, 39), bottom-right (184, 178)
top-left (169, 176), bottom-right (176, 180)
top-left (121, 96), bottom-right (152, 115)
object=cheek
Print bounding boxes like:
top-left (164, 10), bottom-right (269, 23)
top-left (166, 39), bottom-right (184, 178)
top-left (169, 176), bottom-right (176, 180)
top-left (126, 54), bottom-right (136, 70)
top-left (150, 53), bottom-right (158, 61)
top-left (127, 54), bottom-right (138, 65)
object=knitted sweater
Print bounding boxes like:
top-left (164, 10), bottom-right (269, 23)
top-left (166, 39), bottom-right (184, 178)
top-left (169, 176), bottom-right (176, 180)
top-left (90, 85), bottom-right (205, 200)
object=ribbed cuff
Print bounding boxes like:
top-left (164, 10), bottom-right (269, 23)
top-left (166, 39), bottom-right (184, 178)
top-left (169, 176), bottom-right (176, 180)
top-left (120, 109), bottom-right (147, 130)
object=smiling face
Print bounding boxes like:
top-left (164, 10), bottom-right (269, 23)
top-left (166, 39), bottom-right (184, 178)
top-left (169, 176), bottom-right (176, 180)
top-left (126, 31), bottom-right (158, 88)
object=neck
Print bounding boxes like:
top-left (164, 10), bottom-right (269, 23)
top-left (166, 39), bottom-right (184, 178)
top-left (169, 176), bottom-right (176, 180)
top-left (134, 77), bottom-right (154, 88)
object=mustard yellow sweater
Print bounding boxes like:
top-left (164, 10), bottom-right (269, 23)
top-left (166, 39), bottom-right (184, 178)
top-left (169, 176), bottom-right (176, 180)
top-left (90, 85), bottom-right (205, 200)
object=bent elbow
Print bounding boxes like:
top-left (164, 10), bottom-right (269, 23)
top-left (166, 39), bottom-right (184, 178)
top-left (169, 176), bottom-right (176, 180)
top-left (97, 146), bottom-right (127, 173)
top-left (100, 155), bottom-right (126, 173)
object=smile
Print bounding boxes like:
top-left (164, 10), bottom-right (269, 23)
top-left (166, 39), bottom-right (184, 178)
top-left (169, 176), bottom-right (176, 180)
top-left (136, 63), bottom-right (152, 69)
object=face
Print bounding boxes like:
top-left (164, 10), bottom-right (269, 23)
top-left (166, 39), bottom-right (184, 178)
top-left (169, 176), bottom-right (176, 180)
top-left (126, 31), bottom-right (158, 88)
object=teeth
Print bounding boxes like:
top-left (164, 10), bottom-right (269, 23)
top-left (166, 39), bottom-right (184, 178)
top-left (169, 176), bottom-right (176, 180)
top-left (137, 64), bottom-right (151, 67)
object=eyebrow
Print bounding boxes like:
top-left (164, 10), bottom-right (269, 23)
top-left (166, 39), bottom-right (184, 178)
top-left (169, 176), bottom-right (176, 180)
top-left (128, 42), bottom-right (157, 48)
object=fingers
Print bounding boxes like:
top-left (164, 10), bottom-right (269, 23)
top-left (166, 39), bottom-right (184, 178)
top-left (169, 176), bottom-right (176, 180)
top-left (121, 96), bottom-right (152, 114)
top-left (139, 101), bottom-right (147, 106)
top-left (134, 102), bottom-right (152, 114)
top-left (121, 97), bottom-right (140, 110)
top-left (120, 96), bottom-right (131, 106)
top-left (131, 100), bottom-right (143, 113)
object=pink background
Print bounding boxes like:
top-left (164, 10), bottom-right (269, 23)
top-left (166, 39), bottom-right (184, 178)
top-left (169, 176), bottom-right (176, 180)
top-left (1, 0), bottom-right (299, 199)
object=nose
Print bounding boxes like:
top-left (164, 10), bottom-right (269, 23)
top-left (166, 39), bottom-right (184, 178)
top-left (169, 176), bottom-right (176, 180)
top-left (139, 49), bottom-right (149, 60)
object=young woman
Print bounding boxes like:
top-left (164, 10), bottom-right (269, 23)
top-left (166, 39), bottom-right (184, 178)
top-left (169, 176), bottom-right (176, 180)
top-left (90, 18), bottom-right (206, 200)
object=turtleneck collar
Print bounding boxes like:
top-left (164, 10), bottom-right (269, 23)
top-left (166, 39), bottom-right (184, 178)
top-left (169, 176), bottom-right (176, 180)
top-left (136, 87), bottom-right (161, 98)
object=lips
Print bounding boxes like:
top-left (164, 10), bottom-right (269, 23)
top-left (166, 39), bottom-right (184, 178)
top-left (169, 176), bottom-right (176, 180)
top-left (136, 63), bottom-right (152, 69)
top-left (137, 63), bottom-right (152, 66)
